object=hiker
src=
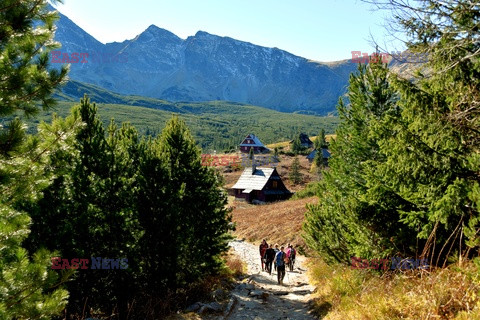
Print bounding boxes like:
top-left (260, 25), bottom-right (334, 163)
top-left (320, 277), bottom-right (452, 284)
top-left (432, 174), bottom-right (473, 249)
top-left (287, 244), bottom-right (296, 271)
top-left (273, 244), bottom-right (279, 271)
top-left (275, 246), bottom-right (287, 285)
top-left (284, 243), bottom-right (291, 268)
top-left (285, 243), bottom-right (291, 257)
top-left (259, 239), bottom-right (269, 271)
top-left (264, 244), bottom-right (276, 275)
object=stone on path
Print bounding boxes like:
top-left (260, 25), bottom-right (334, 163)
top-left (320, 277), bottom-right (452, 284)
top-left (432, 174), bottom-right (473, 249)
top-left (248, 290), bottom-right (264, 297)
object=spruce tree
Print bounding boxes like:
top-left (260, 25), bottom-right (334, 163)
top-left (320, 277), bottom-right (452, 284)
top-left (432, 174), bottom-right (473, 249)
top-left (304, 59), bottom-right (416, 263)
top-left (368, 0), bottom-right (480, 264)
top-left (305, 0), bottom-right (480, 265)
top-left (26, 97), bottom-right (140, 316)
top-left (289, 156), bottom-right (303, 184)
top-left (249, 146), bottom-right (254, 160)
top-left (291, 135), bottom-right (303, 155)
top-left (314, 128), bottom-right (327, 149)
top-left (154, 116), bottom-right (233, 288)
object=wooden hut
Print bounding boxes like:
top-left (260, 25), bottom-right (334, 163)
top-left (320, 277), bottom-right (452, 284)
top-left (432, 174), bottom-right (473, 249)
top-left (231, 165), bottom-right (291, 203)
top-left (239, 134), bottom-right (270, 154)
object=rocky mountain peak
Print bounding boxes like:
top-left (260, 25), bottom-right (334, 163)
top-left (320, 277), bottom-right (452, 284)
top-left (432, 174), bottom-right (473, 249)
top-left (52, 7), bottom-right (357, 114)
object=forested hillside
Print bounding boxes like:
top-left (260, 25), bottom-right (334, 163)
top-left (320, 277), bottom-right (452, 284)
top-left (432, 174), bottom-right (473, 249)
top-left (14, 99), bottom-right (339, 151)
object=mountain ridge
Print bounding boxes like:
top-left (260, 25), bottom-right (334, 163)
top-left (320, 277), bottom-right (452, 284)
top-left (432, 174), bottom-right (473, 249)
top-left (52, 6), bottom-right (357, 115)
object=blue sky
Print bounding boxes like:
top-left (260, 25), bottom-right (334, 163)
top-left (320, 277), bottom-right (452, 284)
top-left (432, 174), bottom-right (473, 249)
top-left (52, 0), bottom-right (404, 62)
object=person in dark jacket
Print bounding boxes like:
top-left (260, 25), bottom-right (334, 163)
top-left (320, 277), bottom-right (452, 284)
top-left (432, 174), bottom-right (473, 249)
top-left (259, 239), bottom-right (269, 271)
top-left (264, 244), bottom-right (276, 274)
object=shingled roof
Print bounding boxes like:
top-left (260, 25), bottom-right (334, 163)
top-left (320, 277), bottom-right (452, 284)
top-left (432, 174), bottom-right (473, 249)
top-left (231, 167), bottom-right (276, 191)
top-left (239, 134), bottom-right (266, 147)
top-left (299, 133), bottom-right (313, 146)
top-left (306, 148), bottom-right (331, 160)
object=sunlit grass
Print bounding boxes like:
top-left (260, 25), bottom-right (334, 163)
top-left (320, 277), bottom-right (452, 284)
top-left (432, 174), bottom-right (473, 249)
top-left (307, 258), bottom-right (480, 319)
top-left (231, 196), bottom-right (317, 253)
top-left (265, 134), bottom-right (336, 149)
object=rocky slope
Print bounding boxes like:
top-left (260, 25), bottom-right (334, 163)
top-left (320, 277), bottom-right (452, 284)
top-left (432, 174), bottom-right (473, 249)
top-left (52, 7), bottom-right (357, 115)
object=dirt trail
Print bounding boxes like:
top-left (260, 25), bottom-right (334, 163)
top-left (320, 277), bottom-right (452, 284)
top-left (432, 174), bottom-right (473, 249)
top-left (222, 239), bottom-right (317, 320)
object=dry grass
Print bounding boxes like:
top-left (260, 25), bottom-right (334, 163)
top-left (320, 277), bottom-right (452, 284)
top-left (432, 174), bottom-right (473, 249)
top-left (230, 196), bottom-right (317, 253)
top-left (224, 248), bottom-right (247, 278)
top-left (221, 153), bottom-right (317, 192)
top-left (266, 140), bottom-right (291, 149)
top-left (273, 153), bottom-right (316, 193)
top-left (307, 257), bottom-right (480, 320)
top-left (218, 135), bottom-right (334, 190)
top-left (221, 167), bottom-right (244, 189)
top-left (265, 134), bottom-right (336, 149)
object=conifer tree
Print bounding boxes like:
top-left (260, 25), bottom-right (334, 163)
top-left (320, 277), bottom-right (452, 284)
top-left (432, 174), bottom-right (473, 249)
top-left (291, 135), bottom-right (303, 155)
top-left (153, 116), bottom-right (233, 288)
top-left (289, 156), bottom-right (303, 184)
top-left (273, 147), bottom-right (280, 164)
top-left (26, 106), bottom-right (235, 316)
top-left (314, 128), bottom-right (327, 149)
top-left (0, 1), bottom-right (70, 318)
top-left (26, 97), bottom-right (140, 316)
top-left (0, 0), bottom-right (68, 154)
top-left (136, 137), bottom-right (175, 295)
top-left (249, 146), bottom-right (254, 160)
top-left (137, 116), bottom-right (234, 298)
top-left (0, 129), bottom-right (72, 318)
top-left (368, 0), bottom-right (480, 264)
top-left (304, 59), bottom-right (416, 263)
top-left (313, 150), bottom-right (325, 169)
top-left (305, 0), bottom-right (480, 265)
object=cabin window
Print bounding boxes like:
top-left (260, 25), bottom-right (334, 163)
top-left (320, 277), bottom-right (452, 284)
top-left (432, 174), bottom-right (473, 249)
top-left (273, 181), bottom-right (278, 188)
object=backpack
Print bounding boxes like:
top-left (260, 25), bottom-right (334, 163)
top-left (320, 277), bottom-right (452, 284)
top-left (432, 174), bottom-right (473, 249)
top-left (290, 248), bottom-right (296, 259)
top-left (276, 252), bottom-right (285, 267)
